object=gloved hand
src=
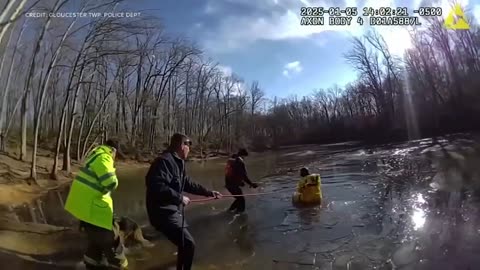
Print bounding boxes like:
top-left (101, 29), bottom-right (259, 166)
top-left (250, 183), bottom-right (258, 188)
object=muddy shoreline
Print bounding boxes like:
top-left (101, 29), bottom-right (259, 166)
top-left (0, 147), bottom-right (234, 268)
top-left (0, 140), bottom-right (314, 268)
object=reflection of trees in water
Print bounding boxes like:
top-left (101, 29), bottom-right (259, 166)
top-left (416, 189), bottom-right (480, 269)
top-left (376, 155), bottom-right (432, 235)
top-left (418, 145), bottom-right (480, 268)
top-left (187, 211), bottom-right (256, 264)
top-left (375, 138), bottom-right (480, 269)
top-left (228, 214), bottom-right (256, 255)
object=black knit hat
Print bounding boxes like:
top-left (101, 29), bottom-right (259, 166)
top-left (238, 148), bottom-right (248, 156)
top-left (105, 139), bottom-right (125, 158)
top-left (300, 167), bottom-right (309, 176)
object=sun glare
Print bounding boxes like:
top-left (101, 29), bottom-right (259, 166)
top-left (381, 27), bottom-right (413, 57)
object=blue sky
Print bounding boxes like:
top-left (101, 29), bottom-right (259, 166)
top-left (126, 0), bottom-right (480, 98)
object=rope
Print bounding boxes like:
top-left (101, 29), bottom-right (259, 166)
top-left (190, 187), bottom-right (297, 203)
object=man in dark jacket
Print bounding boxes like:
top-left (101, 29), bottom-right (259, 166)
top-left (225, 148), bottom-right (258, 213)
top-left (145, 133), bottom-right (222, 270)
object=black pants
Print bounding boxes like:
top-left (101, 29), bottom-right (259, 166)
top-left (80, 221), bottom-right (126, 269)
top-left (226, 185), bottom-right (245, 212)
top-left (154, 212), bottom-right (195, 270)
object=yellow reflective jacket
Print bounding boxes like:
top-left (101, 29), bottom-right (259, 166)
top-left (64, 145), bottom-right (119, 230)
top-left (297, 174), bottom-right (322, 204)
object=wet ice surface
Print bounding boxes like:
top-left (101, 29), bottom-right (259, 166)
top-left (179, 136), bottom-right (480, 270)
top-left (4, 134), bottom-right (480, 270)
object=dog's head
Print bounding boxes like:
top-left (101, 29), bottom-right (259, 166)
top-left (115, 217), bottom-right (154, 248)
top-left (117, 217), bottom-right (139, 233)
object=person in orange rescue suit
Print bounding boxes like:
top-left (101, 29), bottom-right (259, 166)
top-left (225, 148), bottom-right (258, 213)
top-left (64, 139), bottom-right (128, 269)
top-left (293, 167), bottom-right (322, 205)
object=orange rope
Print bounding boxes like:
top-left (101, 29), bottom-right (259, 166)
top-left (190, 187), bottom-right (297, 203)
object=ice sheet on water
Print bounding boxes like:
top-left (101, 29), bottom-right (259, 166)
top-left (430, 169), bottom-right (464, 192)
top-left (392, 241), bottom-right (418, 267)
top-left (279, 213), bottom-right (299, 227)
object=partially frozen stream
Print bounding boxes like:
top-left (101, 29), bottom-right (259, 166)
top-left (2, 134), bottom-right (480, 270)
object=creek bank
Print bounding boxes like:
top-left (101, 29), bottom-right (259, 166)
top-left (0, 139), bottom-right (309, 266)
top-left (0, 146), bottom-right (230, 207)
top-left (0, 136), bottom-right (478, 269)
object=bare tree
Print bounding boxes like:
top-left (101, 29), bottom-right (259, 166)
top-left (0, 17), bottom-right (28, 152)
top-left (249, 80), bottom-right (264, 138)
top-left (0, 0), bottom-right (40, 28)
top-left (0, 2), bottom-right (479, 187)
top-left (19, 0), bottom-right (67, 164)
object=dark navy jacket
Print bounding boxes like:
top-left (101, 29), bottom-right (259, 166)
top-left (145, 151), bottom-right (213, 225)
top-left (225, 154), bottom-right (254, 188)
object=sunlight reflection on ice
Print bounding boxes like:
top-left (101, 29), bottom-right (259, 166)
top-left (412, 193), bottom-right (426, 230)
top-left (412, 208), bottom-right (426, 230)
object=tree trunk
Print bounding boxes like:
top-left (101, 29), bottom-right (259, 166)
top-left (0, 18), bottom-right (27, 152)
top-left (1, 96), bottom-right (22, 152)
top-left (0, 0), bottom-right (28, 45)
top-left (50, 103), bottom-right (67, 180)
top-left (20, 91), bottom-right (28, 161)
top-left (63, 65), bottom-right (86, 173)
top-left (31, 0), bottom-right (75, 180)
top-left (81, 93), bottom-right (111, 160)
top-left (76, 74), bottom-right (94, 162)
top-left (20, 0), bottom-right (65, 162)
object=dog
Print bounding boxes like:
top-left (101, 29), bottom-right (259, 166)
top-left (76, 217), bottom-right (153, 270)
top-left (114, 216), bottom-right (154, 249)
top-left (79, 216), bottom-right (154, 249)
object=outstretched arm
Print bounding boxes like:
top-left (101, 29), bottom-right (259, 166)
top-left (238, 160), bottom-right (256, 187)
top-left (183, 175), bottom-right (214, 197)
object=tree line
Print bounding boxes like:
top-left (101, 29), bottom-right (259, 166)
top-left (0, 0), bottom-right (479, 183)
top-left (265, 15), bottom-right (480, 145)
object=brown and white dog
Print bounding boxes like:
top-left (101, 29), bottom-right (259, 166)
top-left (113, 217), bottom-right (154, 248)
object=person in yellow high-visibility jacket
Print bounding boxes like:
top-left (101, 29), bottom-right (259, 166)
top-left (293, 167), bottom-right (322, 206)
top-left (64, 139), bottom-right (127, 269)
